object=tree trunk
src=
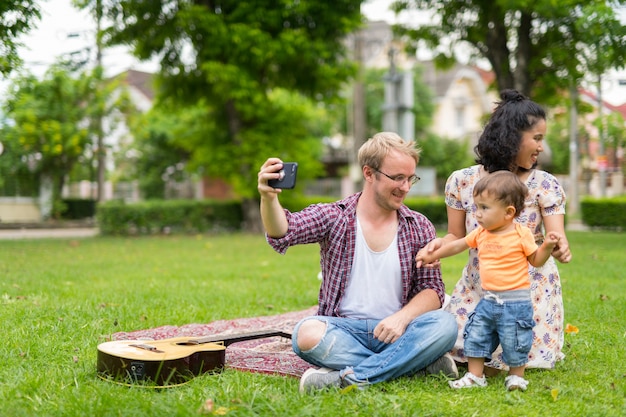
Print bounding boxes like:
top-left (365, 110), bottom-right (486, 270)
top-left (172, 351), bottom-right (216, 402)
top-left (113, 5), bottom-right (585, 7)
top-left (241, 197), bottom-right (264, 234)
top-left (514, 12), bottom-right (533, 96)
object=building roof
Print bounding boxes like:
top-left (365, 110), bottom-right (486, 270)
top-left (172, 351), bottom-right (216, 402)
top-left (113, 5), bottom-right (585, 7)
top-left (116, 69), bottom-right (156, 102)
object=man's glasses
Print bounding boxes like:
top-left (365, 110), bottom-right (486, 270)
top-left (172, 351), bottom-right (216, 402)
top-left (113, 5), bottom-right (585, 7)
top-left (373, 168), bottom-right (420, 186)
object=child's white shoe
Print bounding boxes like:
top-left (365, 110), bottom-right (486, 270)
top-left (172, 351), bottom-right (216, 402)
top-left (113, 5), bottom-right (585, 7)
top-left (505, 374), bottom-right (529, 391)
top-left (448, 372), bottom-right (487, 389)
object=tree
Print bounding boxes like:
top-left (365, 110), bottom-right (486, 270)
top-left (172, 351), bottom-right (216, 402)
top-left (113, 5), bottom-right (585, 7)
top-left (1, 65), bottom-right (127, 218)
top-left (78, 0), bottom-right (364, 231)
top-left (0, 0), bottom-right (41, 77)
top-left (392, 0), bottom-right (626, 104)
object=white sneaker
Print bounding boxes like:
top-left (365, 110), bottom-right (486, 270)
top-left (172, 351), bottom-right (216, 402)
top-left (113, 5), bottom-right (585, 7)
top-left (299, 367), bottom-right (341, 393)
top-left (425, 353), bottom-right (459, 378)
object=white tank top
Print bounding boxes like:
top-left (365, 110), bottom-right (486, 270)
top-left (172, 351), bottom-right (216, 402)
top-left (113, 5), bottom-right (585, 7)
top-left (339, 217), bottom-right (402, 319)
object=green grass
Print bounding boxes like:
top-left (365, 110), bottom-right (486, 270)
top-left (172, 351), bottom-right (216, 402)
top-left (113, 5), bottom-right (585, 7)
top-left (0, 231), bottom-right (624, 416)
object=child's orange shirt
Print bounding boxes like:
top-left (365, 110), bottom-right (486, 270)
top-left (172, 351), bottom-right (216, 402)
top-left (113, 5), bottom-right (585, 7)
top-left (465, 223), bottom-right (538, 291)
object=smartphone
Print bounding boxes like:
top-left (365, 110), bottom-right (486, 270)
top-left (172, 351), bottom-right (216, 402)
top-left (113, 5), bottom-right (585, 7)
top-left (268, 162), bottom-right (298, 189)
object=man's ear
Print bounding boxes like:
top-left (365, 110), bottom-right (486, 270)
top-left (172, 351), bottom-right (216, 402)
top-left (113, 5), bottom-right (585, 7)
top-left (363, 166), bottom-right (375, 183)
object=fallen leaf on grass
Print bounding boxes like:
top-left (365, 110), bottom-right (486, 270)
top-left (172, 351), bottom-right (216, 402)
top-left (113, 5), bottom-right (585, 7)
top-left (551, 388), bottom-right (559, 401)
top-left (340, 384), bottom-right (359, 394)
top-left (565, 323), bottom-right (579, 334)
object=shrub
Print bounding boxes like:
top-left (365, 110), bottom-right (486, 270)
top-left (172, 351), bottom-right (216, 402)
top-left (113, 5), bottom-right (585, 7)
top-left (61, 198), bottom-right (96, 220)
top-left (580, 196), bottom-right (626, 230)
top-left (97, 199), bottom-right (243, 236)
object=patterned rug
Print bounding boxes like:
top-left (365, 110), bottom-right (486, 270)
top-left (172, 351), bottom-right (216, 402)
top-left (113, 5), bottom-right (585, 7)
top-left (110, 306), bottom-right (318, 378)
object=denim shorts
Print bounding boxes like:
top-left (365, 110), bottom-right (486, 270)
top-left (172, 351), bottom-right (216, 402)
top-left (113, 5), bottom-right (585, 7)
top-left (463, 291), bottom-right (535, 368)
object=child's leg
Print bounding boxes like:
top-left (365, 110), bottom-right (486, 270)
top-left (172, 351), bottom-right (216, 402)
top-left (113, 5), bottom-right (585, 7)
top-left (508, 365), bottom-right (525, 378)
top-left (467, 357), bottom-right (486, 377)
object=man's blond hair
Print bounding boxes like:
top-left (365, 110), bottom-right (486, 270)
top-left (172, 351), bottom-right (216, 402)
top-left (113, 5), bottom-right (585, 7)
top-left (358, 132), bottom-right (421, 170)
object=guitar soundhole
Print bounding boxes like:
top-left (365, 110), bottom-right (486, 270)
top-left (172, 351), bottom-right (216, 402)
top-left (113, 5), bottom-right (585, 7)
top-left (176, 341), bottom-right (199, 346)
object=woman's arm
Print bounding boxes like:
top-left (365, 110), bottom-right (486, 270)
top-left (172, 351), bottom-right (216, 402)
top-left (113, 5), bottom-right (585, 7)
top-left (445, 206), bottom-right (467, 243)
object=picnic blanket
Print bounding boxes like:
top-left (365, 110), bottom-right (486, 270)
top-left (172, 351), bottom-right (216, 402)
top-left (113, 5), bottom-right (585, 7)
top-left (110, 306), bottom-right (318, 378)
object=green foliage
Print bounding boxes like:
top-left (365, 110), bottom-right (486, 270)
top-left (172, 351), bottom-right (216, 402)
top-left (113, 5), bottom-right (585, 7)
top-left (393, 0), bottom-right (626, 103)
top-left (580, 196), bottom-right (626, 229)
top-left (416, 133), bottom-right (474, 181)
top-left (546, 108), bottom-right (571, 175)
top-left (404, 196), bottom-right (448, 226)
top-left (124, 107), bottom-right (193, 199)
top-left (1, 65), bottom-right (129, 216)
top-left (1, 67), bottom-right (93, 215)
top-left (97, 199), bottom-right (243, 236)
top-left (0, 231), bottom-right (624, 416)
top-left (279, 194), bottom-right (345, 212)
top-left (89, 0), bottom-right (364, 205)
top-left (0, 0), bottom-right (41, 76)
top-left (96, 196), bottom-right (452, 235)
top-left (0, 124), bottom-right (39, 197)
top-left (61, 198), bottom-right (97, 220)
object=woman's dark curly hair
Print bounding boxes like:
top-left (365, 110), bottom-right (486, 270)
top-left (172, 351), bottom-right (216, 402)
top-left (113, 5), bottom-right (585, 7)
top-left (475, 89), bottom-right (546, 173)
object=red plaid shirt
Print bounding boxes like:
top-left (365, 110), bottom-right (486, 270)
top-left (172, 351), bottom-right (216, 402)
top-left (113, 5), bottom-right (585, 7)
top-left (267, 193), bottom-right (445, 317)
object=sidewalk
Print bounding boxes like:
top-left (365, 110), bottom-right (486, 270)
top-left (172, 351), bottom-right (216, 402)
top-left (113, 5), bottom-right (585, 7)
top-left (0, 227), bottom-right (99, 240)
top-left (0, 220), bottom-right (98, 240)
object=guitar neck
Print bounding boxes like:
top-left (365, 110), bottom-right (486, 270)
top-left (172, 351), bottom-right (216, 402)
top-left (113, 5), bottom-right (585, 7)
top-left (187, 330), bottom-right (292, 347)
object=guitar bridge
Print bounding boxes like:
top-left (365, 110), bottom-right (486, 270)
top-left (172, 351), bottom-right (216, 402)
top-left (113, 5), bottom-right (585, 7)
top-left (129, 343), bottom-right (164, 353)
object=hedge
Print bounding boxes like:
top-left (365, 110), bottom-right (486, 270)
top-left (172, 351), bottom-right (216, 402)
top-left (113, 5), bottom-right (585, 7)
top-left (97, 199), bottom-right (243, 236)
top-left (61, 199), bottom-right (96, 220)
top-left (580, 196), bottom-right (626, 230)
top-left (96, 196), bottom-right (449, 236)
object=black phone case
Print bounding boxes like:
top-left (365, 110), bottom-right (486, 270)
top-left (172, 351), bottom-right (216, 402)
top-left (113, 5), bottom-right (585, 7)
top-left (268, 162), bottom-right (298, 189)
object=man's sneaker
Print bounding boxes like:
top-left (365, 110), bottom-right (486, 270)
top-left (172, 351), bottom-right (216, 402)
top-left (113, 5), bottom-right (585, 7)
top-left (299, 367), bottom-right (342, 393)
top-left (425, 353), bottom-right (459, 378)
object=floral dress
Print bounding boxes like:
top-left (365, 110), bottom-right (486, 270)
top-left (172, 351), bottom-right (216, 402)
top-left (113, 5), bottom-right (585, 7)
top-left (444, 165), bottom-right (566, 369)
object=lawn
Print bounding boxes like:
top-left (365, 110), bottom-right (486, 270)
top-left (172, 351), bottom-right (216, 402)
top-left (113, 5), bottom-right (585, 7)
top-left (0, 231), bottom-right (624, 416)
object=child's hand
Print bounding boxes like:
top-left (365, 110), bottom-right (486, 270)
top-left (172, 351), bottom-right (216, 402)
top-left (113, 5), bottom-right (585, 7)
top-left (415, 248), bottom-right (435, 268)
top-left (544, 232), bottom-right (562, 247)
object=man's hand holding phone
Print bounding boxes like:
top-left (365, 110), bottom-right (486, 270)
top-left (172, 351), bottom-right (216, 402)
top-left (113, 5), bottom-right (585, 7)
top-left (268, 162), bottom-right (298, 189)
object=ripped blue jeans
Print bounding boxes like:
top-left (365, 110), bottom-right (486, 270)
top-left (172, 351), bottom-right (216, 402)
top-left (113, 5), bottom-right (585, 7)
top-left (292, 310), bottom-right (457, 385)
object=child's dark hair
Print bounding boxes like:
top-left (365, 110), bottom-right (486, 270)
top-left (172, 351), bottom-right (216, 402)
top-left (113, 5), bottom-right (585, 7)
top-left (473, 171), bottom-right (527, 217)
top-left (475, 89), bottom-right (546, 173)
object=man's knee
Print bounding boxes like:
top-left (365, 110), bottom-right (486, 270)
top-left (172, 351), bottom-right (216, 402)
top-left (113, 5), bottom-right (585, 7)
top-left (296, 319), bottom-right (327, 351)
top-left (438, 311), bottom-right (459, 347)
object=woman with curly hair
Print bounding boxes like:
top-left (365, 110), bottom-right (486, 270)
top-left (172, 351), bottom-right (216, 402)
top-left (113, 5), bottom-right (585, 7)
top-left (422, 89), bottom-right (573, 376)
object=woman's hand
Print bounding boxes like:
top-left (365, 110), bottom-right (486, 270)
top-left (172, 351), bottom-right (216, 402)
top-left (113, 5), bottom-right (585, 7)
top-left (551, 237), bottom-right (572, 263)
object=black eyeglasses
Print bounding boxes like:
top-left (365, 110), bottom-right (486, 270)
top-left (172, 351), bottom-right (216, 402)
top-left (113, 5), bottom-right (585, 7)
top-left (372, 168), bottom-right (420, 186)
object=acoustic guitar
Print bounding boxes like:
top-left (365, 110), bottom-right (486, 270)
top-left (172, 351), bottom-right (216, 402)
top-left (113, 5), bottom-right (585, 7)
top-left (97, 330), bottom-right (291, 387)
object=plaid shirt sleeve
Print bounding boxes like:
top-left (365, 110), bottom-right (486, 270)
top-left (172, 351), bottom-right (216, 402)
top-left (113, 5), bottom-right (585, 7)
top-left (398, 206), bottom-right (446, 307)
top-left (265, 196), bottom-right (356, 316)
